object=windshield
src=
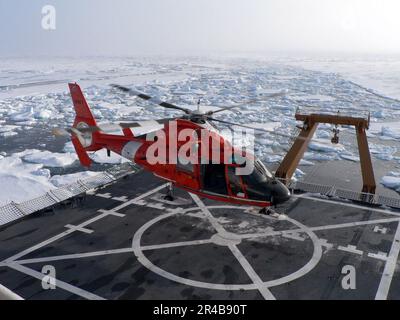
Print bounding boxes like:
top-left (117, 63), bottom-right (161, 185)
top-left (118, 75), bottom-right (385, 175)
top-left (241, 160), bottom-right (272, 185)
top-left (255, 159), bottom-right (273, 179)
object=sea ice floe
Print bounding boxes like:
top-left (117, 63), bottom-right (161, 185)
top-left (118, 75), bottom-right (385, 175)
top-left (0, 124), bottom-right (19, 133)
top-left (369, 121), bottom-right (400, 141)
top-left (369, 144), bottom-right (397, 161)
top-left (308, 139), bottom-right (345, 153)
top-left (6, 99), bottom-right (64, 123)
top-left (318, 123), bottom-right (333, 130)
top-left (387, 171), bottom-right (400, 177)
top-left (340, 153), bottom-right (360, 162)
top-left (291, 94), bottom-right (335, 102)
top-left (264, 155), bottom-right (283, 163)
top-left (299, 159), bottom-right (315, 166)
top-left (304, 152), bottom-right (339, 161)
top-left (241, 121), bottom-right (282, 132)
top-left (35, 109), bottom-right (55, 119)
top-left (258, 137), bottom-right (276, 146)
top-left (0, 150), bottom-right (100, 206)
top-left (89, 149), bottom-right (129, 164)
top-left (9, 107), bottom-right (34, 122)
top-left (21, 150), bottom-right (78, 167)
top-left (0, 131), bottom-right (18, 137)
top-left (315, 130), bottom-right (331, 139)
top-left (63, 141), bottom-right (75, 153)
top-left (0, 124), bottom-right (19, 137)
top-left (50, 171), bottom-right (98, 187)
top-left (0, 154), bottom-right (55, 206)
top-left (381, 126), bottom-right (400, 140)
top-left (371, 110), bottom-right (386, 118)
top-left (380, 173), bottom-right (400, 191)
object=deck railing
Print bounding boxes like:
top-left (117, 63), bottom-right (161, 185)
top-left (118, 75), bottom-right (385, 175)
top-left (2, 166), bottom-right (399, 227)
top-left (283, 178), bottom-right (400, 209)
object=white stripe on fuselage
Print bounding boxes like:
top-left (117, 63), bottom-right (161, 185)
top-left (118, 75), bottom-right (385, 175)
top-left (121, 140), bottom-right (142, 160)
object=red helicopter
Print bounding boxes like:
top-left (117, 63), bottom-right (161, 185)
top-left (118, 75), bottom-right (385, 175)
top-left (61, 83), bottom-right (291, 215)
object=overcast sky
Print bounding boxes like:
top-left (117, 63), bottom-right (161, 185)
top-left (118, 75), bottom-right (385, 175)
top-left (1, 0), bottom-right (400, 57)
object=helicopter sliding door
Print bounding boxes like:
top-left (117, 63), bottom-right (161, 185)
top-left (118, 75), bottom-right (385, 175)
top-left (201, 164), bottom-right (228, 195)
top-left (200, 164), bottom-right (248, 199)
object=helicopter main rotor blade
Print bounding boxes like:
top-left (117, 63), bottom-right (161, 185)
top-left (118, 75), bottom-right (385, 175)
top-left (208, 117), bottom-right (311, 142)
top-left (206, 103), bottom-right (254, 115)
top-left (52, 127), bottom-right (88, 146)
top-left (119, 117), bottom-right (177, 129)
top-left (208, 117), bottom-right (274, 133)
top-left (111, 84), bottom-right (191, 114)
top-left (53, 118), bottom-right (177, 136)
top-left (52, 127), bottom-right (72, 136)
top-left (207, 90), bottom-right (288, 115)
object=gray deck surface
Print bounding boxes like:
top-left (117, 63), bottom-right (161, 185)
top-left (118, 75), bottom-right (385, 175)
top-left (1, 171), bottom-right (400, 300)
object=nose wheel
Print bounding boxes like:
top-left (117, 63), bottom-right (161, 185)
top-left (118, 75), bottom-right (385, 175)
top-left (259, 196), bottom-right (277, 215)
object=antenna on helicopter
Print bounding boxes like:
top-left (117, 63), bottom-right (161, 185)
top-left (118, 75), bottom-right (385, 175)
top-left (197, 98), bottom-right (201, 113)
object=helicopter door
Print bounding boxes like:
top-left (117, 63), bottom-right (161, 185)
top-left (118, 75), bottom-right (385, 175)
top-left (226, 165), bottom-right (246, 198)
top-left (201, 164), bottom-right (228, 195)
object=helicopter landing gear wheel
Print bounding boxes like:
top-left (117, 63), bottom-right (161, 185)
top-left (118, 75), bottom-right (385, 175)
top-left (163, 183), bottom-right (175, 201)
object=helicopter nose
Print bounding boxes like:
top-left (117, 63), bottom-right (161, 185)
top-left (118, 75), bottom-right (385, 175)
top-left (271, 180), bottom-right (291, 205)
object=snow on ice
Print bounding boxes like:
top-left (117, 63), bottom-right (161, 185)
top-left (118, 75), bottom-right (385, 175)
top-left (0, 153), bottom-right (54, 206)
top-left (309, 139), bottom-right (345, 153)
top-left (0, 149), bottom-right (90, 206)
top-left (64, 141), bottom-right (128, 164)
top-left (50, 171), bottom-right (98, 187)
top-left (380, 172), bottom-right (400, 192)
top-left (89, 149), bottom-right (129, 164)
top-left (22, 150), bottom-right (77, 167)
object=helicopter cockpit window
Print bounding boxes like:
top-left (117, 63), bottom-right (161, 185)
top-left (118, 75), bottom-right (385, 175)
top-left (255, 159), bottom-right (273, 179)
top-left (241, 160), bottom-right (272, 185)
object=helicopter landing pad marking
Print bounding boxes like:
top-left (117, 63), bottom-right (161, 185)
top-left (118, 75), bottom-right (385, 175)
top-left (337, 245), bottom-right (363, 256)
top-left (7, 263), bottom-right (105, 300)
top-left (95, 193), bottom-right (112, 199)
top-left (131, 196), bottom-right (323, 299)
top-left (12, 248), bottom-right (135, 265)
top-left (282, 232), bottom-right (306, 241)
top-left (97, 209), bottom-right (126, 218)
top-left (368, 252), bottom-right (388, 261)
top-left (111, 196), bottom-right (129, 202)
top-left (294, 194), bottom-right (400, 218)
top-left (374, 226), bottom-right (388, 234)
top-left (1, 174), bottom-right (400, 300)
top-left (319, 238), bottom-right (334, 250)
top-left (375, 222), bottom-right (400, 300)
top-left (64, 224), bottom-right (93, 234)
